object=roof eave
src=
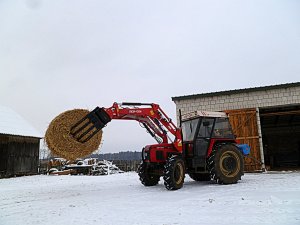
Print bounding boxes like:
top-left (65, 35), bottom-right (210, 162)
top-left (0, 133), bottom-right (43, 139)
top-left (172, 82), bottom-right (300, 101)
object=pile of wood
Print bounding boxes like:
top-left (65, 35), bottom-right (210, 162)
top-left (45, 109), bottom-right (103, 160)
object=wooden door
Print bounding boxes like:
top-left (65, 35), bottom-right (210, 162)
top-left (225, 109), bottom-right (262, 171)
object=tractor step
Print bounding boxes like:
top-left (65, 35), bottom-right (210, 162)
top-left (70, 107), bottom-right (111, 143)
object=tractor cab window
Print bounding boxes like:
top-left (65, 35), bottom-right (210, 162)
top-left (212, 117), bottom-right (235, 138)
top-left (182, 118), bottom-right (199, 141)
top-left (198, 118), bottom-right (215, 138)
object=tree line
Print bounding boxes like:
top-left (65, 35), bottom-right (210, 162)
top-left (90, 151), bottom-right (142, 161)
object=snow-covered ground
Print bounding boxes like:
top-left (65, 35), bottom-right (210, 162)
top-left (1, 172), bottom-right (300, 225)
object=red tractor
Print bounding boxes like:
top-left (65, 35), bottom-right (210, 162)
top-left (71, 102), bottom-right (250, 190)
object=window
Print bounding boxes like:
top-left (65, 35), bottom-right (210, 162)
top-left (198, 118), bottom-right (215, 138)
top-left (212, 118), bottom-right (235, 138)
top-left (182, 118), bottom-right (199, 141)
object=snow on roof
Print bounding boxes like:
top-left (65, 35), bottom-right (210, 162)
top-left (0, 105), bottom-right (42, 138)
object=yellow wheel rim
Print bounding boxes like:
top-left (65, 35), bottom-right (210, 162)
top-left (220, 151), bottom-right (240, 178)
top-left (174, 163), bottom-right (184, 185)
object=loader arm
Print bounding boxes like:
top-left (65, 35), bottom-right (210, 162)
top-left (70, 102), bottom-right (183, 152)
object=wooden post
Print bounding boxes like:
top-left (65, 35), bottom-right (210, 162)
top-left (256, 108), bottom-right (266, 171)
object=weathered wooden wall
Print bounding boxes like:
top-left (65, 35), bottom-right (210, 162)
top-left (0, 135), bottom-right (9, 177)
top-left (225, 108), bottom-right (261, 171)
top-left (0, 134), bottom-right (40, 178)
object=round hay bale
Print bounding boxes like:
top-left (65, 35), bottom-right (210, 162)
top-left (45, 109), bottom-right (103, 160)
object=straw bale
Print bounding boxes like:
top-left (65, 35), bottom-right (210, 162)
top-left (45, 109), bottom-right (103, 160)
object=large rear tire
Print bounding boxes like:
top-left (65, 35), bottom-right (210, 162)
top-left (163, 155), bottom-right (185, 190)
top-left (138, 162), bottom-right (160, 186)
top-left (188, 173), bottom-right (211, 181)
top-left (207, 144), bottom-right (244, 184)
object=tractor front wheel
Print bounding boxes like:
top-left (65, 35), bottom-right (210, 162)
top-left (138, 162), bottom-right (160, 186)
top-left (207, 144), bottom-right (244, 184)
top-left (163, 155), bottom-right (185, 190)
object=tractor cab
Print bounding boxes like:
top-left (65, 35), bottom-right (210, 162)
top-left (181, 111), bottom-right (236, 170)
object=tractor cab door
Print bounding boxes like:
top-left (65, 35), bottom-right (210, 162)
top-left (193, 118), bottom-right (215, 166)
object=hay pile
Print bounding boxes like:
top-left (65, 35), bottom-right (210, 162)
top-left (45, 109), bottom-right (103, 160)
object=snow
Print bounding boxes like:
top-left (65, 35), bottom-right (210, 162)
top-left (0, 105), bottom-right (41, 138)
top-left (1, 172), bottom-right (300, 225)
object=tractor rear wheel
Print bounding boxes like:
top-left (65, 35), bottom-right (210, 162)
top-left (188, 173), bottom-right (211, 181)
top-left (138, 162), bottom-right (160, 186)
top-left (207, 144), bottom-right (244, 184)
top-left (163, 155), bottom-right (185, 190)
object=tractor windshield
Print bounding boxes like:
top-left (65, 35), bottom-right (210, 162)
top-left (181, 118), bottom-right (199, 141)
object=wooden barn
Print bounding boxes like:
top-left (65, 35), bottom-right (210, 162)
top-left (0, 106), bottom-right (41, 178)
top-left (172, 82), bottom-right (300, 172)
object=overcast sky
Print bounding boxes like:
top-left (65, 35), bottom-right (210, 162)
top-left (0, 0), bottom-right (299, 153)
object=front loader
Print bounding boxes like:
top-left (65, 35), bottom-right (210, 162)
top-left (52, 102), bottom-right (250, 190)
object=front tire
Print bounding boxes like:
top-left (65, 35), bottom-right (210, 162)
top-left (163, 155), bottom-right (185, 190)
top-left (138, 162), bottom-right (160, 186)
top-left (207, 144), bottom-right (244, 184)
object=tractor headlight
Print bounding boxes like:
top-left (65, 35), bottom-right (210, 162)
top-left (142, 148), bottom-right (149, 161)
top-left (143, 151), bottom-right (148, 160)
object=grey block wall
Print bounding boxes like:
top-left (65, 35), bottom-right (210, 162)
top-left (173, 84), bottom-right (300, 116)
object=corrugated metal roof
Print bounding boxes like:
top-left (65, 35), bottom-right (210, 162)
top-left (0, 105), bottom-right (42, 138)
top-left (172, 82), bottom-right (300, 101)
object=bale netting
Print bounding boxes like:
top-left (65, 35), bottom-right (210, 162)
top-left (45, 109), bottom-right (103, 160)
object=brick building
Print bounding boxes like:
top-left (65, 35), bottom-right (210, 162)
top-left (172, 82), bottom-right (300, 171)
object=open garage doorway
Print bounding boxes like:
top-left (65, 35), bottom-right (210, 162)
top-left (260, 105), bottom-right (300, 170)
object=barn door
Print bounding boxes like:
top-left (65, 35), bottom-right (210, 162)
top-left (225, 109), bottom-right (261, 171)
